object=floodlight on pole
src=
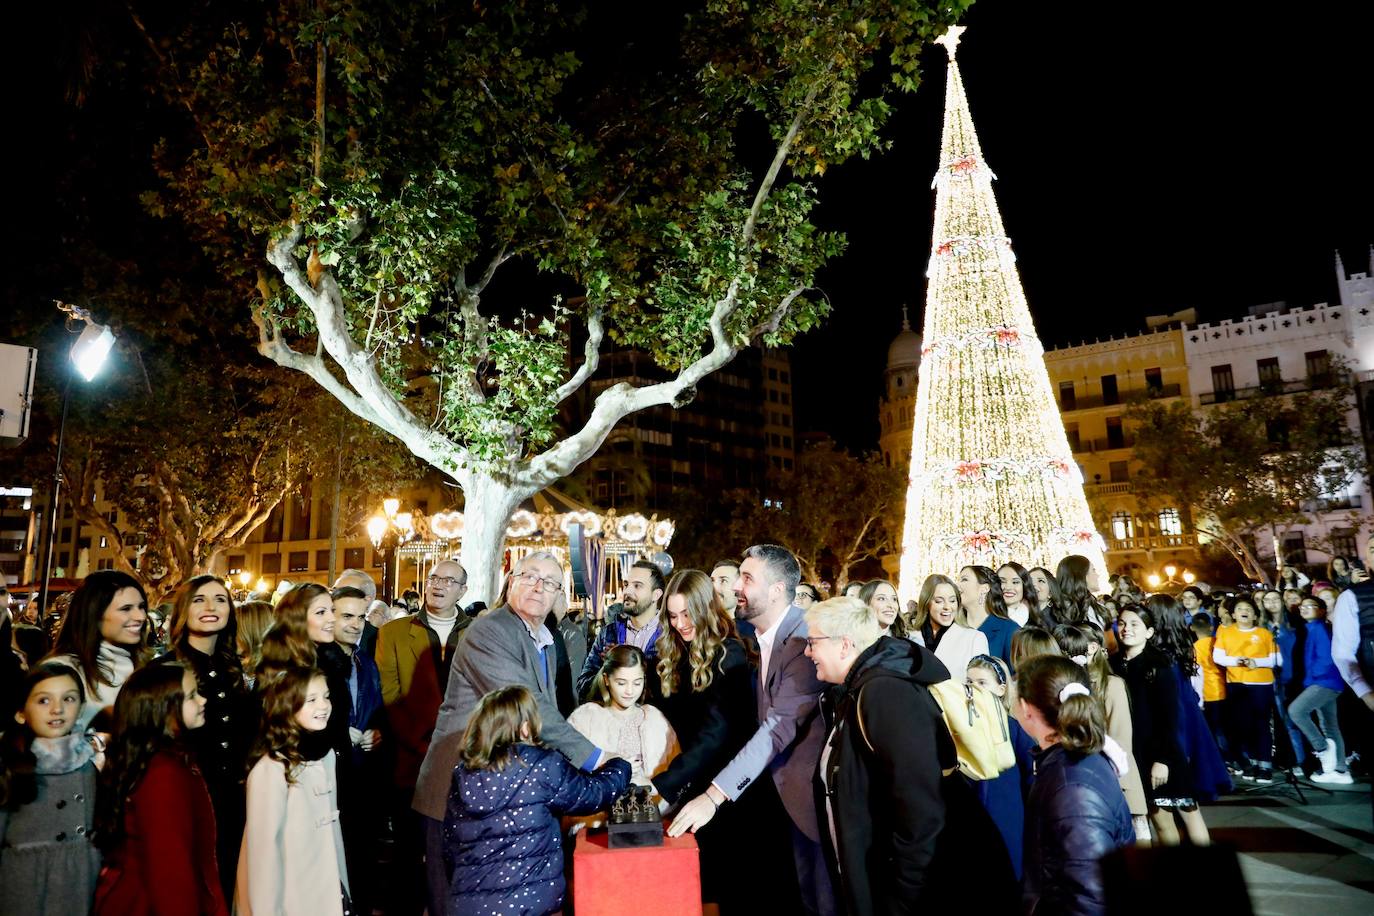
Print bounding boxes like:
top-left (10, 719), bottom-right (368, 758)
top-left (37, 302), bottom-right (117, 619)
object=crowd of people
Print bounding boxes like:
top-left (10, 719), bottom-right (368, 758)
top-left (0, 536), bottom-right (1371, 916)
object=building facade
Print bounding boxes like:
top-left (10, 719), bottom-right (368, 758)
top-left (1042, 317), bottom-right (1198, 578)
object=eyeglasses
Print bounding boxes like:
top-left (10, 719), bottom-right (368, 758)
top-left (515, 572), bottom-right (563, 594)
top-left (804, 636), bottom-right (834, 649)
top-left (427, 575), bottom-right (465, 587)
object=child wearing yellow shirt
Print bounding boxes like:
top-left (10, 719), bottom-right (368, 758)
top-left (1191, 614), bottom-right (1231, 768)
top-left (1212, 596), bottom-right (1278, 782)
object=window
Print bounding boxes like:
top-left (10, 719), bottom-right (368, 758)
top-left (1109, 461), bottom-right (1129, 483)
top-left (1331, 529), bottom-right (1357, 559)
top-left (289, 490), bottom-right (312, 541)
top-left (61, 526), bottom-right (72, 545)
top-left (782, 435), bottom-right (792, 449)
top-left (57, 551), bottom-right (70, 570)
top-left (768, 389), bottom-right (779, 403)
top-left (1110, 511), bottom-right (1134, 541)
top-left (107, 509), bottom-right (118, 525)
top-left (287, 551), bottom-right (309, 572)
top-left (1105, 416), bottom-right (1125, 449)
top-left (99, 535), bottom-right (108, 549)
top-left (1144, 367), bottom-right (1163, 394)
top-left (316, 549), bottom-right (331, 572)
top-left (768, 367), bottom-right (778, 381)
top-left (782, 458), bottom-right (793, 471)
top-left (1059, 381), bottom-right (1076, 410)
top-left (781, 392), bottom-right (790, 405)
top-left (371, 549), bottom-right (384, 568)
top-left (343, 547), bottom-right (365, 569)
top-left (1065, 423), bottom-right (1081, 453)
top-left (227, 554), bottom-right (246, 575)
top-left (1281, 530), bottom-right (1307, 566)
top-left (261, 554), bottom-right (282, 574)
top-left (262, 505), bottom-right (284, 542)
top-left (780, 371), bottom-right (790, 384)
top-left (1211, 364), bottom-right (1235, 401)
top-left (1101, 374), bottom-right (1119, 406)
top-left (1157, 508), bottom-right (1183, 536)
top-left (1305, 350), bottom-right (1331, 386)
top-left (1257, 357), bottom-right (1281, 389)
top-left (316, 498), bottom-right (332, 540)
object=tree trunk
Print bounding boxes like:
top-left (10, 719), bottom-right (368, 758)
top-left (459, 472), bottom-right (527, 606)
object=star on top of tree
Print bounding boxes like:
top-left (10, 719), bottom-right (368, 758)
top-left (934, 25), bottom-right (966, 58)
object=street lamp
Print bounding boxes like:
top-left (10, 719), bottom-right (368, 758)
top-left (1147, 564), bottom-right (1195, 594)
top-left (36, 303), bottom-right (116, 619)
top-left (367, 499), bottom-right (415, 602)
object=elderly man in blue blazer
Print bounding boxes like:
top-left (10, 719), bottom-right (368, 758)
top-left (669, 543), bottom-right (835, 916)
top-left (412, 550), bottom-right (609, 915)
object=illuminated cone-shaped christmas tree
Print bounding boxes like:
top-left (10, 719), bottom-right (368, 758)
top-left (897, 27), bottom-right (1107, 600)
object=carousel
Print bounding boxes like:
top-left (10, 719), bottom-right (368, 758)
top-left (390, 488), bottom-right (674, 622)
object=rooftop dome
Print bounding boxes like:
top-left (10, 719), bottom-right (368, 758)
top-left (887, 305), bottom-right (922, 370)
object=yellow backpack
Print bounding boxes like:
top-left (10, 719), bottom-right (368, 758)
top-left (926, 679), bottom-right (1015, 780)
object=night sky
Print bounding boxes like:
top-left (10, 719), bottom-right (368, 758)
top-left (6, 1), bottom-right (1372, 457)
top-left (795, 0), bottom-right (1374, 450)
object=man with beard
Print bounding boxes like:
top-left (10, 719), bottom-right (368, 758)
top-left (576, 559), bottom-right (665, 699)
top-left (668, 544), bottom-right (834, 916)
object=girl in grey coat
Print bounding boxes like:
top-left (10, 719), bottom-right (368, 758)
top-left (0, 662), bottom-right (102, 916)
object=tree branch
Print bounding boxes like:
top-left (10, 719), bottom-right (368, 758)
top-left (261, 229), bottom-right (471, 480)
top-left (553, 306), bottom-right (605, 405)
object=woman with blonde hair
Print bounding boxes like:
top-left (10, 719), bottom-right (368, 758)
top-left (648, 568), bottom-right (756, 909)
top-left (235, 601), bottom-right (275, 688)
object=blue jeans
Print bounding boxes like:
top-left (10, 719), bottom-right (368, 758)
top-left (1272, 683), bottom-right (1306, 766)
top-left (1288, 685), bottom-right (1348, 771)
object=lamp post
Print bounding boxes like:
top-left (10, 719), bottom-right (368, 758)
top-left (367, 498), bottom-right (415, 603)
top-left (36, 303), bottom-right (116, 619)
top-left (1146, 563), bottom-right (1196, 593)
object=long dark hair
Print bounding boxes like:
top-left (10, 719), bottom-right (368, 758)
top-left (95, 662), bottom-right (198, 848)
top-left (1054, 555), bottom-right (1103, 626)
top-left (166, 574), bottom-right (243, 680)
top-left (50, 570), bottom-right (151, 689)
top-left (0, 662), bottom-right (86, 809)
top-left (999, 562), bottom-right (1040, 619)
top-left (858, 578), bottom-right (906, 638)
top-left (961, 566), bottom-right (1010, 620)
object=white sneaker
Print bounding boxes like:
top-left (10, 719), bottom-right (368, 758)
top-left (1311, 770), bottom-right (1354, 785)
top-left (1316, 741), bottom-right (1338, 775)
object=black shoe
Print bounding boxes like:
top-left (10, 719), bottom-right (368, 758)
top-left (1250, 766), bottom-right (1273, 784)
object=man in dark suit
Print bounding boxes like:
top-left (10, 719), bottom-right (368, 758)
top-left (669, 543), bottom-right (834, 916)
top-left (375, 559), bottom-right (470, 916)
top-left (412, 550), bottom-right (610, 915)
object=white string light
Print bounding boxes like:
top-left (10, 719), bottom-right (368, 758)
top-left (898, 30), bottom-right (1108, 602)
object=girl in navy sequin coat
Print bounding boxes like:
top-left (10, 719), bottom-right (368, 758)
top-left (444, 685), bottom-right (630, 916)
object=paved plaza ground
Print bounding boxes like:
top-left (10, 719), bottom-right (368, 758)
top-left (1205, 776), bottom-right (1374, 914)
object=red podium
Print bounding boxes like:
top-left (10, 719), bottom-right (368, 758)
top-left (572, 824), bottom-right (701, 915)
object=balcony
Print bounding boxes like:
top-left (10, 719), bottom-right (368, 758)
top-left (1107, 533), bottom-right (1199, 551)
top-left (1071, 435), bottom-right (1135, 454)
top-left (1084, 481), bottom-right (1133, 497)
top-left (1060, 383), bottom-right (1181, 412)
top-left (1200, 373), bottom-right (1344, 406)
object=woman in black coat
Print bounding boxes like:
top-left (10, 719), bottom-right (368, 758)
top-left (808, 597), bottom-right (1019, 915)
top-left (650, 571), bottom-right (758, 910)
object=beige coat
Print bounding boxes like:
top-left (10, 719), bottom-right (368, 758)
top-left (234, 752), bottom-right (349, 916)
top-left (1104, 674), bottom-right (1149, 816)
top-left (567, 702), bottom-right (680, 787)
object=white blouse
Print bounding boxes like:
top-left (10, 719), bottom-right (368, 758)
top-left (910, 624), bottom-right (990, 684)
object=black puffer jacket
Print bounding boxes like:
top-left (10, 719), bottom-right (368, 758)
top-left (820, 636), bottom-right (1019, 915)
top-left (1022, 744), bottom-right (1134, 916)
